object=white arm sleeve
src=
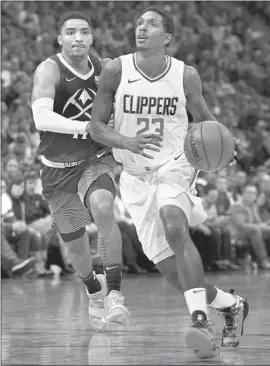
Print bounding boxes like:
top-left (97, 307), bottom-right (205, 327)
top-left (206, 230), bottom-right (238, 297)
top-left (32, 97), bottom-right (88, 135)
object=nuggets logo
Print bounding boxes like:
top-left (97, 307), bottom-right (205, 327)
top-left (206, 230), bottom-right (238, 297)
top-left (62, 88), bottom-right (96, 120)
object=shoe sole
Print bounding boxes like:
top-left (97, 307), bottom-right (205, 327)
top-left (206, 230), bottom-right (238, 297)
top-left (241, 300), bottom-right (249, 336)
top-left (12, 259), bottom-right (36, 276)
top-left (184, 328), bottom-right (216, 359)
top-left (90, 316), bottom-right (109, 333)
top-left (106, 308), bottom-right (130, 325)
top-left (221, 299), bottom-right (250, 348)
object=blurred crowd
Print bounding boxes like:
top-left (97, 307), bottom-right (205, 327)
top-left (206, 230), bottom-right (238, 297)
top-left (1, 1), bottom-right (270, 279)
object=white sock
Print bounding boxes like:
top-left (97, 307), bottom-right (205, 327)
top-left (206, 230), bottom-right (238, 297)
top-left (208, 287), bottom-right (236, 309)
top-left (184, 288), bottom-right (208, 317)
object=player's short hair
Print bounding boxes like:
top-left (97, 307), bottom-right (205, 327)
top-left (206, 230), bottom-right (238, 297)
top-left (58, 11), bottom-right (91, 34)
top-left (139, 6), bottom-right (175, 36)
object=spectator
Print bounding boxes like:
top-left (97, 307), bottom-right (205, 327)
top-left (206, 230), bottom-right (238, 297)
top-left (229, 169), bottom-right (248, 202)
top-left (226, 204), bottom-right (270, 269)
top-left (7, 172), bottom-right (50, 275)
top-left (1, 233), bottom-right (36, 278)
top-left (2, 156), bottom-right (21, 187)
top-left (255, 173), bottom-right (270, 222)
top-left (215, 176), bottom-right (234, 216)
top-left (2, 177), bottom-right (34, 265)
top-left (200, 185), bottom-right (238, 269)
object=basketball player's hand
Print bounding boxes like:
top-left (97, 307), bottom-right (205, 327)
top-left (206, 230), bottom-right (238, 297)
top-left (227, 139), bottom-right (238, 167)
top-left (126, 134), bottom-right (163, 159)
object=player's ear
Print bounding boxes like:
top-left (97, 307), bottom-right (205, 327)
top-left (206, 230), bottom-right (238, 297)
top-left (89, 34), bottom-right (93, 46)
top-left (58, 35), bottom-right (63, 46)
top-left (164, 33), bottom-right (173, 47)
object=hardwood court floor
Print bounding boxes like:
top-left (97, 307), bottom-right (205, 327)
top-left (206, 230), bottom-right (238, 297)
top-left (2, 271), bottom-right (270, 365)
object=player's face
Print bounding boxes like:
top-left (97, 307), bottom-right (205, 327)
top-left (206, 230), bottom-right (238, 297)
top-left (59, 19), bottom-right (93, 57)
top-left (135, 11), bottom-right (169, 50)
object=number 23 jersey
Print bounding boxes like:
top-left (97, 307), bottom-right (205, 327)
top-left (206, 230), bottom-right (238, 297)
top-left (113, 53), bottom-right (189, 169)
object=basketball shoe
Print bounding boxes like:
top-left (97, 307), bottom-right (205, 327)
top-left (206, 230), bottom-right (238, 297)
top-left (184, 310), bottom-right (216, 359)
top-left (219, 289), bottom-right (249, 347)
top-left (104, 290), bottom-right (130, 325)
top-left (86, 274), bottom-right (109, 332)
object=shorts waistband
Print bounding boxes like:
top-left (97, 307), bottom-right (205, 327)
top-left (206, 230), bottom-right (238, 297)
top-left (41, 155), bottom-right (85, 168)
top-left (125, 164), bottom-right (162, 176)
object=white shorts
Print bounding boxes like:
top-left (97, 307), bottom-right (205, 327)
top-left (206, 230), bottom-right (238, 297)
top-left (119, 154), bottom-right (207, 264)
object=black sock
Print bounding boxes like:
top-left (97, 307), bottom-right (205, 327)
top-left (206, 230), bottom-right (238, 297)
top-left (80, 271), bottom-right (101, 294)
top-left (105, 263), bottom-right (122, 294)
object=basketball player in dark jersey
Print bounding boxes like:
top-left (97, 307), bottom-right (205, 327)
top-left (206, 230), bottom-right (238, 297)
top-left (89, 6), bottom-right (249, 358)
top-left (31, 12), bottom-right (130, 331)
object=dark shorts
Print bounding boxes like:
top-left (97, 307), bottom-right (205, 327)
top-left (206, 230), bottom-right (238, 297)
top-left (41, 153), bottom-right (116, 234)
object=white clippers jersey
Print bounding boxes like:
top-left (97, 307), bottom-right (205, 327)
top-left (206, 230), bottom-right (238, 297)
top-left (113, 53), bottom-right (189, 171)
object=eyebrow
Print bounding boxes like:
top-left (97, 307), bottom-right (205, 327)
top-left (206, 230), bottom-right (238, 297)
top-left (64, 27), bottom-right (90, 31)
top-left (137, 17), bottom-right (159, 23)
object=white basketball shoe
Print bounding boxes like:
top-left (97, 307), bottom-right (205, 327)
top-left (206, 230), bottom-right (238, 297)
top-left (86, 274), bottom-right (109, 332)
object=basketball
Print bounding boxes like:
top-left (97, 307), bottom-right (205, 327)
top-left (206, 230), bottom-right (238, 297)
top-left (184, 121), bottom-right (235, 172)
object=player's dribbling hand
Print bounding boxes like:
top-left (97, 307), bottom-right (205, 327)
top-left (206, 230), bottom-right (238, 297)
top-left (227, 137), bottom-right (237, 167)
top-left (126, 134), bottom-right (163, 159)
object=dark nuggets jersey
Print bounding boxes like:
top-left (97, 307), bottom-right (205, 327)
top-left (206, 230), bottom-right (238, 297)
top-left (38, 53), bottom-right (103, 163)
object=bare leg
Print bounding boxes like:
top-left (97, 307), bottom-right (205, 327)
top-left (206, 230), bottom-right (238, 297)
top-left (159, 205), bottom-right (205, 291)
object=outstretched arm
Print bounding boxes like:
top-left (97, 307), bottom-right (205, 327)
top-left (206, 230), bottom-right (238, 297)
top-left (88, 58), bottom-right (162, 158)
top-left (184, 65), bottom-right (216, 122)
top-left (31, 60), bottom-right (88, 135)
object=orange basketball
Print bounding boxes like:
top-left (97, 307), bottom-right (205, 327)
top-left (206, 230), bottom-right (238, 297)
top-left (184, 121), bottom-right (235, 172)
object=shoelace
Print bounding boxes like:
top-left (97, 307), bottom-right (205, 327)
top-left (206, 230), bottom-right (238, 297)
top-left (218, 306), bottom-right (240, 334)
top-left (109, 294), bottom-right (124, 306)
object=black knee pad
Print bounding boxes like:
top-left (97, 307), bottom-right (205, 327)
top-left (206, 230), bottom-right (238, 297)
top-left (60, 227), bottom-right (86, 243)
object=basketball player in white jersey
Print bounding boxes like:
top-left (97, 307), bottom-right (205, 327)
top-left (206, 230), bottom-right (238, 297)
top-left (88, 7), bottom-right (249, 357)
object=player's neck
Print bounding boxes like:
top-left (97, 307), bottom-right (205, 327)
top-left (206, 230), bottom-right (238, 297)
top-left (61, 51), bottom-right (89, 75)
top-left (135, 50), bottom-right (167, 78)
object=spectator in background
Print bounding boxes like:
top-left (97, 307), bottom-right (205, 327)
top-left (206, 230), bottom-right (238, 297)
top-left (1, 233), bottom-right (36, 278)
top-left (229, 168), bottom-right (248, 202)
top-left (8, 132), bottom-right (33, 165)
top-left (200, 185), bottom-right (238, 270)
top-left (7, 172), bottom-right (50, 276)
top-left (215, 176), bottom-right (234, 216)
top-left (226, 203), bottom-right (270, 270)
top-left (2, 178), bottom-right (35, 266)
top-left (2, 156), bottom-right (21, 187)
top-left (256, 174), bottom-right (270, 223)
top-left (240, 185), bottom-right (270, 245)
